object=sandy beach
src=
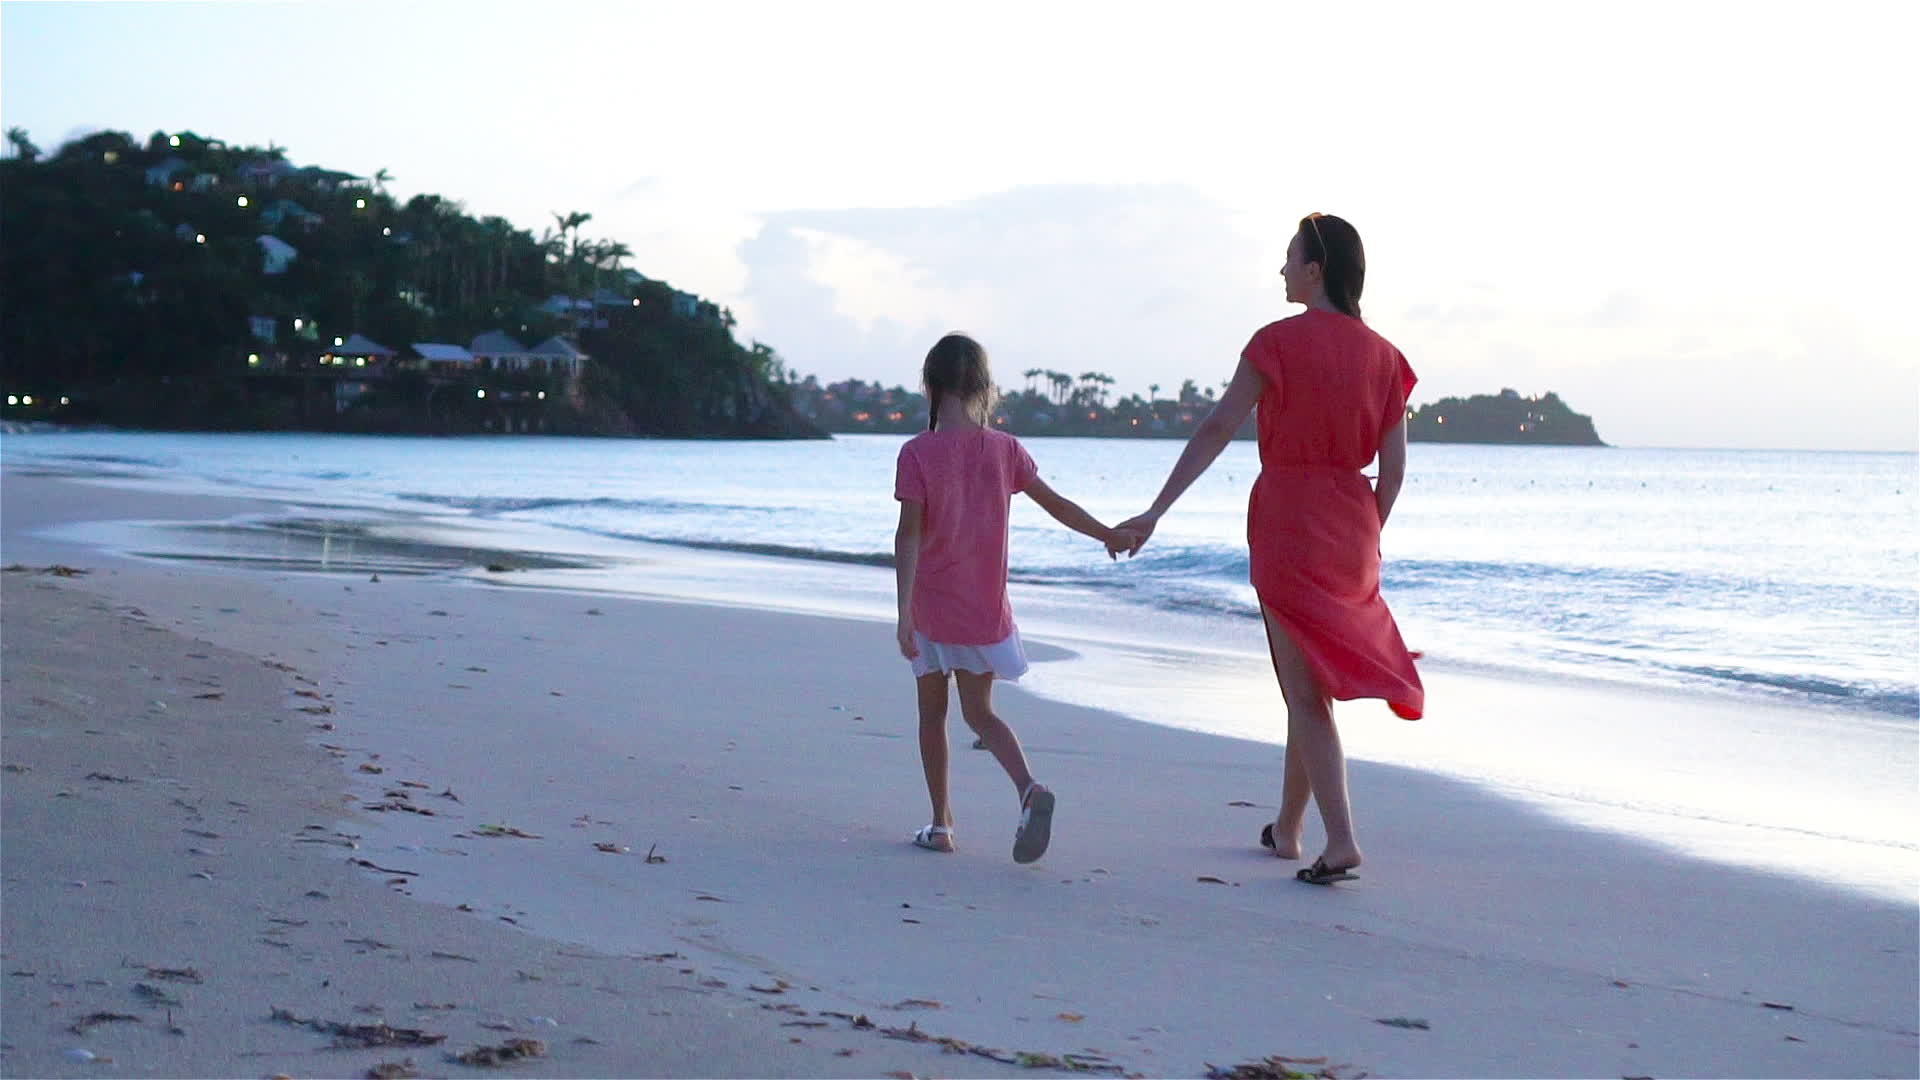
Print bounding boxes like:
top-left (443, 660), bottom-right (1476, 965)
top-left (3, 470), bottom-right (1915, 1079)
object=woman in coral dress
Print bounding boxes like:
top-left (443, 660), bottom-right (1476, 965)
top-left (1117, 213), bottom-right (1422, 885)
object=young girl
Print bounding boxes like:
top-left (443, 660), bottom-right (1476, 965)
top-left (893, 332), bottom-right (1124, 863)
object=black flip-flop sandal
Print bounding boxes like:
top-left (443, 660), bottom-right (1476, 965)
top-left (1259, 823), bottom-right (1277, 851)
top-left (1296, 857), bottom-right (1359, 885)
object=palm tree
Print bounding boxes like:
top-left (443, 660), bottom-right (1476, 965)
top-left (1023, 368), bottom-right (1042, 395)
top-left (1047, 371), bottom-right (1071, 406)
top-left (594, 239), bottom-right (635, 294)
top-left (372, 167), bottom-right (393, 196)
top-left (1076, 371), bottom-right (1115, 408)
top-left (600, 240), bottom-right (633, 275)
top-left (551, 211), bottom-right (593, 292)
top-left (1148, 383), bottom-right (1160, 402)
top-left (5, 127), bottom-right (40, 162)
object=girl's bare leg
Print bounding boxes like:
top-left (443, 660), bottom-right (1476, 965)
top-left (1262, 607), bottom-right (1362, 871)
top-left (916, 673), bottom-right (954, 830)
top-left (953, 671), bottom-right (1035, 799)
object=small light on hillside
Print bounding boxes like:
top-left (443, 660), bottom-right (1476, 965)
top-left (632, 298), bottom-right (640, 307)
top-left (248, 353), bottom-right (260, 366)
top-left (382, 226), bottom-right (391, 236)
top-left (476, 389), bottom-right (487, 399)
top-left (355, 198), bottom-right (367, 209)
top-left (103, 150), bottom-right (119, 164)
top-left (194, 233), bottom-right (206, 244)
top-left (237, 195), bottom-right (249, 207)
top-left (293, 318), bottom-right (304, 330)
top-left (20, 396), bottom-right (32, 406)
top-left (5, 396), bottom-right (16, 406)
top-left (169, 135), bottom-right (181, 147)
top-left (355, 357), bottom-right (366, 367)
top-left (334, 336), bottom-right (344, 346)
top-left (60, 396), bottom-right (70, 405)
top-left (536, 391), bottom-right (546, 400)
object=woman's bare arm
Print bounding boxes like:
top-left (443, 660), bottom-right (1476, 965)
top-left (1117, 356), bottom-right (1263, 548)
top-left (1374, 416), bottom-right (1407, 526)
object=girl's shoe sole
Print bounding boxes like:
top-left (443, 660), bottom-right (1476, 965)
top-left (1012, 789), bottom-right (1055, 864)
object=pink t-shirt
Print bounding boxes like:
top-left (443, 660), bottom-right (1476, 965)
top-left (894, 427), bottom-right (1038, 645)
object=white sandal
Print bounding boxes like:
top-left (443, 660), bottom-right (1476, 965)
top-left (911, 824), bottom-right (955, 852)
top-left (1012, 783), bottom-right (1055, 864)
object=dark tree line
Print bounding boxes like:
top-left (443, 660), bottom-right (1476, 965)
top-left (0, 127), bottom-right (816, 437)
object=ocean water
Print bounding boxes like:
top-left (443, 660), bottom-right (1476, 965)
top-left (6, 429), bottom-right (1915, 719)
top-left (7, 428), bottom-right (1917, 895)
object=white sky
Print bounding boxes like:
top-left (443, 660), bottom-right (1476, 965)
top-left (5, 0), bottom-right (1915, 449)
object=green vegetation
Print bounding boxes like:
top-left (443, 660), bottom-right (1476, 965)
top-left (790, 373), bottom-right (1253, 438)
top-left (795, 375), bottom-right (1600, 445)
top-left (1407, 389), bottom-right (1604, 445)
top-left (0, 128), bottom-right (819, 437)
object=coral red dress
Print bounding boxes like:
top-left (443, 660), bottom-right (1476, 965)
top-left (1242, 309), bottom-right (1424, 719)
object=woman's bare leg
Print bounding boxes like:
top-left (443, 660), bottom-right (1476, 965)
top-left (916, 673), bottom-right (954, 830)
top-left (1270, 735), bottom-right (1313, 859)
top-left (1263, 607), bottom-right (1362, 871)
top-left (953, 671), bottom-right (1035, 799)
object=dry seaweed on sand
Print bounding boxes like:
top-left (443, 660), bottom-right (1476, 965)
top-left (366, 1061), bottom-right (421, 1079)
top-left (452, 1037), bottom-right (547, 1066)
top-left (350, 858), bottom-right (420, 876)
top-left (1204, 1055), bottom-right (1356, 1080)
top-left (860, 1017), bottom-right (1127, 1074)
top-left (143, 965), bottom-right (203, 983)
top-left (473, 824), bottom-right (542, 839)
top-left (69, 1011), bottom-right (141, 1035)
top-left (133, 982), bottom-right (183, 1006)
top-left (270, 1007), bottom-right (447, 1048)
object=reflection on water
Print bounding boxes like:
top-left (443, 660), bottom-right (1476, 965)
top-left (73, 515), bottom-right (601, 578)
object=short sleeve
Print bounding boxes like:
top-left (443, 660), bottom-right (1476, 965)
top-left (894, 444), bottom-right (925, 503)
top-left (1383, 349), bottom-right (1417, 430)
top-left (1007, 437), bottom-right (1039, 494)
top-left (1242, 324), bottom-right (1278, 401)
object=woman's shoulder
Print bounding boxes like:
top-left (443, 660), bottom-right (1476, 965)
top-left (1262, 310), bottom-right (1401, 350)
top-left (1246, 312), bottom-right (1322, 349)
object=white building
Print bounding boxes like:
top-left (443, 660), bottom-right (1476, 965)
top-left (257, 235), bottom-right (298, 275)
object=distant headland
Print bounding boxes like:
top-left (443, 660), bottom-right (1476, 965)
top-left (786, 376), bottom-right (1606, 445)
top-left (1407, 389), bottom-right (1605, 446)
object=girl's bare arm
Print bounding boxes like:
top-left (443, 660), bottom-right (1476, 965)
top-left (1023, 477), bottom-right (1121, 558)
top-left (894, 500), bottom-right (923, 657)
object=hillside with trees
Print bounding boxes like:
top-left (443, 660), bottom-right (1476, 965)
top-left (0, 127), bottom-right (818, 437)
top-left (790, 371), bottom-right (1601, 446)
top-left (787, 371), bottom-right (1255, 439)
top-left (1406, 389), bottom-right (1604, 445)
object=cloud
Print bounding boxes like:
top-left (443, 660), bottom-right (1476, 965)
top-left (737, 184), bottom-right (1274, 393)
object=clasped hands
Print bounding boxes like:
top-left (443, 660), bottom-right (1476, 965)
top-left (1101, 510), bottom-right (1162, 560)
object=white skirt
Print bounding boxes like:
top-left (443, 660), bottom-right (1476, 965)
top-left (909, 629), bottom-right (1029, 682)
